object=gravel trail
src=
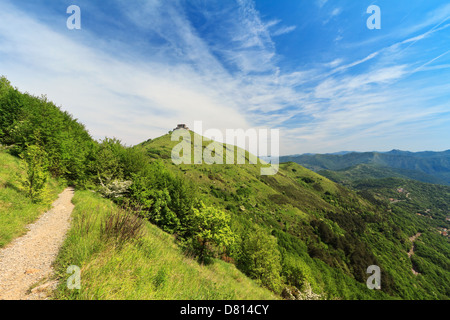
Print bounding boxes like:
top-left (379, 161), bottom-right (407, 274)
top-left (408, 232), bottom-right (422, 276)
top-left (0, 188), bottom-right (74, 300)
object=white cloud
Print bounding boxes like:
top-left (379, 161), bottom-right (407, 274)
top-left (331, 8), bottom-right (342, 17)
top-left (401, 3), bottom-right (450, 36)
top-left (0, 0), bottom-right (448, 155)
top-left (330, 52), bottom-right (379, 75)
top-left (402, 23), bottom-right (450, 45)
top-left (271, 25), bottom-right (297, 37)
top-left (0, 1), bottom-right (251, 144)
top-left (412, 49), bottom-right (450, 73)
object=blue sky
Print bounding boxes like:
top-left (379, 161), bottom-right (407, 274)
top-left (0, 0), bottom-right (449, 155)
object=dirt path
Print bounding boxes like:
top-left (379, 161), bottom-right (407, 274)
top-left (408, 232), bottom-right (421, 275)
top-left (0, 188), bottom-right (74, 300)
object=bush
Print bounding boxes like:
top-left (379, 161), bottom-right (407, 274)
top-left (184, 202), bottom-right (236, 263)
top-left (100, 208), bottom-right (145, 245)
top-left (0, 76), bottom-right (95, 185)
top-left (237, 226), bottom-right (283, 293)
top-left (98, 180), bottom-right (133, 199)
top-left (20, 144), bottom-right (50, 203)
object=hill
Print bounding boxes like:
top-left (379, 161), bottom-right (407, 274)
top-left (319, 163), bottom-right (446, 186)
top-left (353, 177), bottom-right (450, 227)
top-left (280, 150), bottom-right (450, 185)
top-left (134, 134), bottom-right (450, 299)
top-left (53, 189), bottom-right (277, 300)
top-left (0, 148), bottom-right (276, 299)
top-left (1, 76), bottom-right (449, 300)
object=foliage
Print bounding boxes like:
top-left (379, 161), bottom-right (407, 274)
top-left (184, 202), bottom-right (236, 263)
top-left (0, 150), bottom-right (64, 247)
top-left (95, 138), bottom-right (125, 186)
top-left (20, 144), bottom-right (50, 203)
top-left (53, 191), bottom-right (277, 300)
top-left (0, 76), bottom-right (95, 186)
top-left (237, 226), bottom-right (283, 293)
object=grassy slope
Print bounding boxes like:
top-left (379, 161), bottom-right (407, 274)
top-left (135, 133), bottom-right (450, 299)
top-left (138, 134), bottom-right (392, 299)
top-left (54, 190), bottom-right (277, 300)
top-left (0, 150), bottom-right (64, 247)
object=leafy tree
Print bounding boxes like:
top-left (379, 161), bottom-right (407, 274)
top-left (20, 144), bottom-right (50, 203)
top-left (185, 202), bottom-right (236, 263)
top-left (238, 226), bottom-right (283, 293)
top-left (0, 87), bottom-right (25, 145)
top-left (95, 138), bottom-right (125, 186)
top-left (145, 189), bottom-right (180, 233)
top-left (128, 161), bottom-right (197, 230)
top-left (121, 147), bottom-right (148, 179)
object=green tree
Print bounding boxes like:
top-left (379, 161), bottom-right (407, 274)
top-left (186, 202), bottom-right (236, 263)
top-left (238, 227), bottom-right (283, 293)
top-left (20, 144), bottom-right (50, 203)
top-left (95, 138), bottom-right (125, 186)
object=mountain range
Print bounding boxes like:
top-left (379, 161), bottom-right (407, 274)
top-left (280, 150), bottom-right (450, 185)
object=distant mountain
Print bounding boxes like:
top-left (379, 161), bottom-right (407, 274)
top-left (280, 150), bottom-right (450, 185)
top-left (319, 163), bottom-right (447, 186)
top-left (326, 151), bottom-right (357, 155)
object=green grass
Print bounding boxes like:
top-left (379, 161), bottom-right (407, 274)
top-left (135, 134), bottom-right (450, 300)
top-left (0, 150), bottom-right (64, 247)
top-left (53, 190), bottom-right (278, 300)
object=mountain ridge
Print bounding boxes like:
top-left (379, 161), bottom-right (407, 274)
top-left (280, 150), bottom-right (450, 185)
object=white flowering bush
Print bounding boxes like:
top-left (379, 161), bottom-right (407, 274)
top-left (98, 180), bottom-right (132, 199)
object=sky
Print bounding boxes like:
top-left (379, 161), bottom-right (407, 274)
top-left (0, 0), bottom-right (449, 155)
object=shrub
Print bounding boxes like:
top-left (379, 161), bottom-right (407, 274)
top-left (237, 226), bottom-right (283, 293)
top-left (100, 209), bottom-right (145, 245)
top-left (98, 180), bottom-right (133, 199)
top-left (184, 202), bottom-right (236, 263)
top-left (20, 144), bottom-right (50, 203)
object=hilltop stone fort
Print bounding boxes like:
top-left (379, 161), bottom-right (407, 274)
top-left (174, 124), bottom-right (189, 131)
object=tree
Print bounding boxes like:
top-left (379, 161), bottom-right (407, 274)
top-left (95, 138), bottom-right (125, 186)
top-left (20, 144), bottom-right (50, 203)
top-left (0, 87), bottom-right (25, 145)
top-left (238, 226), bottom-right (283, 293)
top-left (186, 202), bottom-right (236, 263)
